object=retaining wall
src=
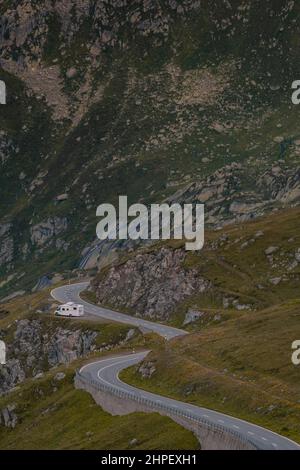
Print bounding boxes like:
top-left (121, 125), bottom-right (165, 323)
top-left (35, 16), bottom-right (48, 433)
top-left (75, 372), bottom-right (257, 450)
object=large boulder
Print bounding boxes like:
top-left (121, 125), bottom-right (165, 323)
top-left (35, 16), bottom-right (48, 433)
top-left (92, 247), bottom-right (210, 321)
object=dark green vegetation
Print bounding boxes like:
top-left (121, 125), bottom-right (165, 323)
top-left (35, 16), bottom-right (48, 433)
top-left (1, 0), bottom-right (300, 450)
top-left (1, 1), bottom-right (300, 296)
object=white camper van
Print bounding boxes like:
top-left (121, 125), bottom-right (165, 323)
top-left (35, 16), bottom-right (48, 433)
top-left (55, 302), bottom-right (84, 317)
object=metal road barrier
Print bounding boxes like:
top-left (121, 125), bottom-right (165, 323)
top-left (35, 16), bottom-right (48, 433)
top-left (75, 370), bottom-right (259, 450)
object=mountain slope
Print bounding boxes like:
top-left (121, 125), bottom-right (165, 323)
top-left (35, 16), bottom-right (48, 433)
top-left (1, 1), bottom-right (300, 296)
top-left (91, 207), bottom-right (300, 322)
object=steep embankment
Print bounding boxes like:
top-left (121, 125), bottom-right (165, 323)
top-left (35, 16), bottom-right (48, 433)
top-left (0, 363), bottom-right (199, 450)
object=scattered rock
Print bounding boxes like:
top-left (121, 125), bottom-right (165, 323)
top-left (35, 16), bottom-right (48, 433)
top-left (138, 361), bottom-right (156, 379)
top-left (129, 438), bottom-right (138, 446)
top-left (269, 277), bottom-right (282, 286)
top-left (183, 309), bottom-right (205, 326)
top-left (265, 246), bottom-right (279, 256)
top-left (295, 249), bottom-right (300, 262)
top-left (0, 359), bottom-right (25, 394)
top-left (34, 372), bottom-right (44, 379)
top-left (55, 193), bottom-right (69, 202)
top-left (0, 404), bottom-right (18, 428)
top-left (254, 231), bottom-right (264, 238)
top-left (54, 372), bottom-right (66, 381)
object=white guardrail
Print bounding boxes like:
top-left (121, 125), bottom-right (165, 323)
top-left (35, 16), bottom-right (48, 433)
top-left (75, 370), bottom-right (259, 450)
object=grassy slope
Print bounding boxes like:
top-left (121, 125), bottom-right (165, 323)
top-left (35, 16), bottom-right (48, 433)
top-left (1, 209), bottom-right (300, 446)
top-left (0, 286), bottom-right (198, 449)
top-left (184, 207), bottom-right (300, 311)
top-left (92, 206), bottom-right (300, 327)
top-left (118, 208), bottom-right (300, 442)
top-left (156, 206), bottom-right (300, 325)
top-left (0, 368), bottom-right (199, 450)
top-left (122, 301), bottom-right (300, 442)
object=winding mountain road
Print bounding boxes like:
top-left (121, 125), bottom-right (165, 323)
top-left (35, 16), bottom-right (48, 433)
top-left (51, 282), bottom-right (186, 340)
top-left (51, 282), bottom-right (300, 451)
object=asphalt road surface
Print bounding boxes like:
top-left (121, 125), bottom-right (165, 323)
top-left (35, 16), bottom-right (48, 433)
top-left (51, 282), bottom-right (186, 340)
top-left (51, 282), bottom-right (300, 451)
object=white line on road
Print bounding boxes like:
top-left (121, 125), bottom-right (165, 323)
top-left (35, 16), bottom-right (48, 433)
top-left (51, 283), bottom-right (300, 451)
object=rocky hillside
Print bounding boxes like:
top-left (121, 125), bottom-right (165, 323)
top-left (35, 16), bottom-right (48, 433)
top-left (91, 206), bottom-right (300, 323)
top-left (0, 312), bottom-right (138, 395)
top-left (0, 293), bottom-right (197, 450)
top-left (1, 1), bottom-right (300, 296)
top-left (92, 246), bottom-right (210, 320)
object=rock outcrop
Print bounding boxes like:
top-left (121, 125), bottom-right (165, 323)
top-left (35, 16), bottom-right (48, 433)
top-left (0, 223), bottom-right (14, 267)
top-left (92, 247), bottom-right (210, 320)
top-left (30, 217), bottom-right (68, 247)
top-left (0, 318), bottom-right (136, 395)
top-left (81, 162), bottom-right (300, 271)
top-left (0, 404), bottom-right (18, 428)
